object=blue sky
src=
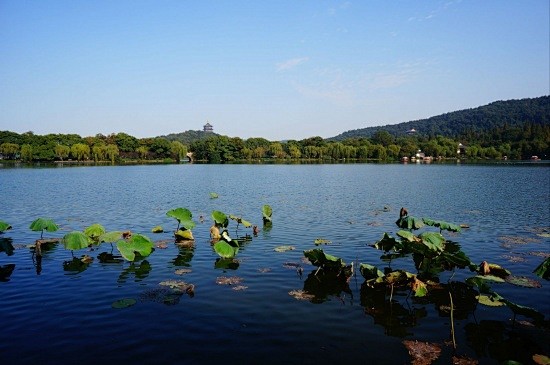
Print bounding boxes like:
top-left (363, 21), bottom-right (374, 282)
top-left (1, 0), bottom-right (548, 141)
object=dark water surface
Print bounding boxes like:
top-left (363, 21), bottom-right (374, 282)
top-left (0, 163), bottom-right (549, 364)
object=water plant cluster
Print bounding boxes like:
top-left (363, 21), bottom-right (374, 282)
top-left (1, 205), bottom-right (549, 363)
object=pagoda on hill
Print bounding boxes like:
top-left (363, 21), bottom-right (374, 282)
top-left (203, 122), bottom-right (213, 133)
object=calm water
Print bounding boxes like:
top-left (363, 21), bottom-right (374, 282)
top-left (0, 162), bottom-right (549, 364)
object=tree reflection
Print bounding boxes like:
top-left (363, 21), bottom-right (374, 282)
top-left (302, 269), bottom-right (353, 304)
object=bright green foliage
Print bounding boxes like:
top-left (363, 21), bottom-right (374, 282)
top-left (62, 231), bottom-right (90, 251)
top-left (84, 223), bottom-right (106, 242)
top-left (418, 232), bottom-right (446, 253)
top-left (396, 216), bottom-right (424, 230)
top-left (533, 257), bottom-right (550, 280)
top-left (29, 218), bottom-right (59, 238)
top-left (396, 230), bottom-right (417, 242)
top-left (229, 214), bottom-right (252, 228)
top-left (209, 192), bottom-right (219, 199)
top-left (262, 205), bottom-right (272, 223)
top-left (116, 234), bottom-right (154, 261)
top-left (151, 226), bottom-right (163, 233)
top-left (211, 210), bottom-right (229, 228)
top-left (422, 218), bottom-right (461, 232)
top-left (314, 238), bottom-right (332, 245)
top-left (98, 231), bottom-right (123, 243)
top-left (175, 229), bottom-right (194, 240)
top-left (213, 241), bottom-right (239, 258)
top-left (303, 249), bottom-right (346, 270)
top-left (0, 221), bottom-right (12, 233)
top-left (166, 208), bottom-right (196, 231)
top-left (359, 263), bottom-right (384, 280)
top-left (372, 233), bottom-right (402, 252)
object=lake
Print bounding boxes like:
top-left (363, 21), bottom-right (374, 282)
top-left (0, 162), bottom-right (549, 364)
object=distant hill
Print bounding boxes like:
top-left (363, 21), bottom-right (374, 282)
top-left (329, 96), bottom-right (550, 141)
top-left (160, 130), bottom-right (218, 144)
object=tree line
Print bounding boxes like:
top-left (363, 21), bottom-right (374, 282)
top-left (2, 124), bottom-right (547, 164)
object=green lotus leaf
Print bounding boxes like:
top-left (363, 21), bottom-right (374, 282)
top-left (384, 270), bottom-right (410, 285)
top-left (62, 231), bottom-right (90, 251)
top-left (534, 257), bottom-right (550, 280)
top-left (167, 208), bottom-right (196, 230)
top-left (213, 241), bottom-right (239, 258)
top-left (112, 298), bottom-right (136, 309)
top-left (29, 218), bottom-right (59, 238)
top-left (151, 225), bottom-right (163, 233)
top-left (212, 210), bottom-right (229, 228)
top-left (262, 205), bottom-right (272, 222)
top-left (499, 298), bottom-right (544, 321)
top-left (440, 250), bottom-right (474, 269)
top-left (303, 249), bottom-right (345, 269)
top-left (372, 232), bottom-right (402, 252)
top-left (396, 216), bottom-right (424, 230)
top-left (476, 294), bottom-right (505, 307)
top-left (116, 234), bottom-right (153, 261)
top-left (229, 215), bottom-right (252, 228)
top-left (411, 277), bottom-right (428, 297)
top-left (422, 218), bottom-right (461, 232)
top-left (209, 192), bottom-right (219, 199)
top-left (419, 232), bottom-right (445, 252)
top-left (314, 238), bottom-right (332, 245)
top-left (0, 221), bottom-right (12, 233)
top-left (396, 230), bottom-right (417, 242)
top-left (359, 263), bottom-right (384, 280)
top-left (99, 231), bottom-right (123, 243)
top-left (504, 275), bottom-right (542, 288)
top-left (175, 229), bottom-right (194, 241)
top-left (84, 223), bottom-right (105, 240)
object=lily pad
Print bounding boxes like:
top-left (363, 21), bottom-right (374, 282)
top-left (476, 294), bottom-right (505, 307)
top-left (62, 231), bottom-right (90, 251)
top-left (151, 225), bottom-right (163, 233)
top-left (166, 208), bottom-right (196, 231)
top-left (99, 231), bottom-right (123, 243)
top-left (84, 223), bottom-right (105, 240)
top-left (274, 245), bottom-right (295, 252)
top-left (29, 218), bottom-right (59, 238)
top-left (289, 290), bottom-right (315, 301)
top-left (0, 221), bottom-right (12, 233)
top-left (209, 192), bottom-right (219, 199)
top-left (314, 238), bottom-right (332, 245)
top-left (112, 298), bottom-right (136, 309)
top-left (504, 275), bottom-right (542, 288)
top-left (533, 257), bottom-right (550, 280)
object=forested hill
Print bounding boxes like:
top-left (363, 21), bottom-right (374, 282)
top-left (160, 130), bottom-right (218, 144)
top-left (329, 96), bottom-right (549, 141)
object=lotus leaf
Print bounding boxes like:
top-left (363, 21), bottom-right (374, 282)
top-left (396, 230), bottom-right (417, 242)
top-left (29, 218), bottom-right (59, 238)
top-left (229, 215), bottom-right (252, 228)
top-left (533, 354), bottom-right (550, 365)
top-left (213, 241), bottom-right (239, 258)
top-left (359, 263), bottom-right (384, 280)
top-left (476, 294), bottom-right (505, 307)
top-left (0, 221), bottom-right (12, 233)
top-left (62, 231), bottom-right (90, 251)
top-left (151, 226), bottom-right (163, 233)
top-left (209, 192), bottom-right (219, 199)
top-left (314, 238), bottom-right (332, 245)
top-left (533, 257), bottom-right (550, 280)
top-left (499, 298), bottom-right (544, 321)
top-left (303, 249), bottom-right (345, 270)
top-left (84, 223), bottom-right (105, 241)
top-left (419, 232), bottom-right (445, 252)
top-left (504, 275), bottom-right (542, 288)
top-left (422, 218), bottom-right (461, 232)
top-left (175, 229), bottom-right (194, 241)
top-left (478, 262), bottom-right (511, 278)
top-left (262, 205), bottom-right (272, 222)
top-left (112, 298), bottom-right (136, 309)
top-left (411, 277), bottom-right (428, 297)
top-left (99, 231), bottom-right (123, 243)
top-left (166, 208), bottom-right (196, 230)
top-left (372, 233), bottom-right (402, 252)
top-left (212, 210), bottom-right (229, 228)
top-left (116, 234), bottom-right (154, 261)
top-left (396, 216), bottom-right (424, 230)
top-left (274, 245), bottom-right (295, 252)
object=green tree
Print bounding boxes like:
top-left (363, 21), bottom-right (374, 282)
top-left (92, 145), bottom-right (106, 162)
top-left (1, 142), bottom-right (19, 159)
top-left (54, 144), bottom-right (70, 161)
top-left (115, 133), bottom-right (139, 152)
top-left (20, 144), bottom-right (33, 162)
top-left (136, 146), bottom-right (149, 160)
top-left (105, 144), bottom-right (119, 164)
top-left (71, 143), bottom-right (90, 161)
top-left (170, 141), bottom-right (187, 163)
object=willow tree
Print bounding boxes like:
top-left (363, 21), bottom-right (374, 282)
top-left (105, 144), bottom-right (119, 164)
top-left (0, 142), bottom-right (19, 160)
top-left (54, 144), bottom-right (70, 161)
top-left (170, 141), bottom-right (187, 163)
top-left (71, 143), bottom-right (90, 161)
top-left (20, 144), bottom-right (33, 162)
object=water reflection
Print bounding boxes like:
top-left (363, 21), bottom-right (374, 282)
top-left (172, 246), bottom-right (195, 267)
top-left (63, 256), bottom-right (91, 274)
top-left (302, 269), bottom-right (353, 304)
top-left (0, 264), bottom-right (15, 281)
top-left (117, 260), bottom-right (152, 283)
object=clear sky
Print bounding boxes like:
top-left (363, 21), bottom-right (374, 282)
top-left (1, 1), bottom-right (548, 141)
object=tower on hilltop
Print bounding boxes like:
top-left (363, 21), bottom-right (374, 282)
top-left (203, 121), bottom-right (213, 133)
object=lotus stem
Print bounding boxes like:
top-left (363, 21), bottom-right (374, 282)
top-left (449, 291), bottom-right (456, 349)
top-left (390, 284), bottom-right (394, 302)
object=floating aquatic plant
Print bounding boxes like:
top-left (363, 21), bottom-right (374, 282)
top-left (262, 204), bottom-right (272, 224)
top-left (83, 223), bottom-right (105, 243)
top-left (29, 218), bottom-right (59, 239)
top-left (112, 298), bottom-right (136, 309)
top-left (166, 208), bottom-right (196, 241)
top-left (62, 231), bottom-right (90, 251)
top-left (0, 220), bottom-right (12, 233)
top-left (151, 226), bottom-right (163, 233)
top-left (116, 234), bottom-right (154, 261)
